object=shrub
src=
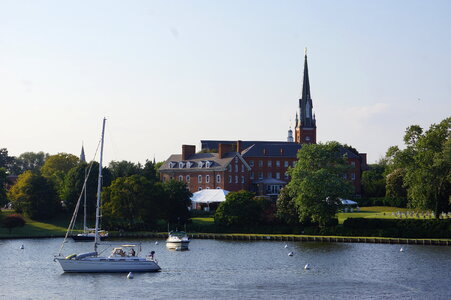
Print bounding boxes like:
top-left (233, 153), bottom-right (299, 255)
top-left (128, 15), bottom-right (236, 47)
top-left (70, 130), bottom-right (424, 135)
top-left (2, 214), bottom-right (26, 233)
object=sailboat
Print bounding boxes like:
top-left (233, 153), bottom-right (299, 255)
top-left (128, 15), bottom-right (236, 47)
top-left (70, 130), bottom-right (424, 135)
top-left (55, 118), bottom-right (161, 272)
top-left (71, 163), bottom-right (108, 242)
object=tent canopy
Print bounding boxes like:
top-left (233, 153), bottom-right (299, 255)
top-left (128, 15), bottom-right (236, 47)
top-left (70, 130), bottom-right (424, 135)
top-left (340, 198), bottom-right (358, 205)
top-left (191, 189), bottom-right (230, 204)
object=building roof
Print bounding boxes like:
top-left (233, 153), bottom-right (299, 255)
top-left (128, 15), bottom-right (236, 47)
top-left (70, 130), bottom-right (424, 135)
top-left (201, 140), bottom-right (361, 159)
top-left (159, 152), bottom-right (250, 172)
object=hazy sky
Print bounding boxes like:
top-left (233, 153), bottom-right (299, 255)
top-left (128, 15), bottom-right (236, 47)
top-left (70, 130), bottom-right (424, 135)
top-left (1, 0), bottom-right (450, 165)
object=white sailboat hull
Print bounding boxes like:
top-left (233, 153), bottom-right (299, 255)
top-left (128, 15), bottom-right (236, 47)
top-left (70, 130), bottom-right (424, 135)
top-left (56, 257), bottom-right (161, 273)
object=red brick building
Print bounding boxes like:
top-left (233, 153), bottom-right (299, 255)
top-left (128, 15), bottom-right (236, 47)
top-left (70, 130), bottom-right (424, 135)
top-left (160, 52), bottom-right (367, 196)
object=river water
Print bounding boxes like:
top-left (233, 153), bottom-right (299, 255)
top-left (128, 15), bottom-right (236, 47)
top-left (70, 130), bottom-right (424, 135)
top-left (0, 238), bottom-right (450, 299)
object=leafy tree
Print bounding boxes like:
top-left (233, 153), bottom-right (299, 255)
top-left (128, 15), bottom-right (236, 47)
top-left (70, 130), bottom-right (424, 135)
top-left (2, 214), bottom-right (26, 233)
top-left (142, 160), bottom-right (159, 182)
top-left (385, 168), bottom-right (407, 198)
top-left (9, 151), bottom-right (49, 175)
top-left (361, 163), bottom-right (386, 197)
top-left (0, 168), bottom-right (7, 207)
top-left (214, 190), bottom-right (260, 227)
top-left (41, 153), bottom-right (79, 197)
top-left (286, 142), bottom-right (354, 227)
top-left (61, 162), bottom-right (108, 214)
top-left (0, 148), bottom-right (15, 174)
top-left (102, 175), bottom-right (163, 230)
top-left (108, 160), bottom-right (142, 181)
top-left (276, 187), bottom-right (299, 225)
top-left (385, 118), bottom-right (450, 216)
top-left (8, 171), bottom-right (59, 219)
top-left (161, 180), bottom-right (192, 224)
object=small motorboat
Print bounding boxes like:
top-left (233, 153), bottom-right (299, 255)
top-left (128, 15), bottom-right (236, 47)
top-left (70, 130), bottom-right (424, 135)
top-left (166, 230), bottom-right (190, 251)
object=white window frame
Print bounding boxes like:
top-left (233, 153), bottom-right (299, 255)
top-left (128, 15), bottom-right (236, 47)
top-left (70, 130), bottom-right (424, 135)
top-left (216, 175), bottom-right (221, 183)
top-left (276, 161), bottom-right (280, 167)
top-left (268, 160), bottom-right (272, 167)
top-left (229, 175), bottom-right (232, 183)
top-left (284, 161), bottom-right (289, 167)
top-left (198, 175), bottom-right (202, 183)
top-left (235, 175), bottom-right (238, 183)
top-left (179, 175), bottom-right (183, 181)
top-left (206, 175), bottom-right (210, 183)
top-left (186, 175), bottom-right (190, 183)
top-left (241, 176), bottom-right (244, 184)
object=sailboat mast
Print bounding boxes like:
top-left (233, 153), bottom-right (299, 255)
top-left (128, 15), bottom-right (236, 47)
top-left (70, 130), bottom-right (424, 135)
top-left (83, 167), bottom-right (87, 232)
top-left (94, 118), bottom-right (106, 252)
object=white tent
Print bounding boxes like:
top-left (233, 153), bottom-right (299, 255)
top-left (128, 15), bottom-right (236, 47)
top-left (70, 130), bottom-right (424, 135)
top-left (340, 198), bottom-right (358, 205)
top-left (191, 189), bottom-right (229, 204)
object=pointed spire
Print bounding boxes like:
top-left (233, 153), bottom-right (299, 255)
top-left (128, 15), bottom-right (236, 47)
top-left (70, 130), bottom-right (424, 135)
top-left (302, 51), bottom-right (311, 100)
top-left (80, 143), bottom-right (86, 163)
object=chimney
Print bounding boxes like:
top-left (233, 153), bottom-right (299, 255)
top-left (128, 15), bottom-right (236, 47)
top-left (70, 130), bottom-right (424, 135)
top-left (237, 140), bottom-right (243, 153)
top-left (182, 145), bottom-right (196, 160)
top-left (359, 153), bottom-right (368, 171)
top-left (218, 143), bottom-right (233, 159)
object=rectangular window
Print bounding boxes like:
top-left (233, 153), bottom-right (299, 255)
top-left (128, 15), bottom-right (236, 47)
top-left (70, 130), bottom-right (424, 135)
top-left (268, 172), bottom-right (272, 178)
top-left (241, 165), bottom-right (244, 172)
top-left (228, 165), bottom-right (232, 172)
top-left (276, 161), bottom-right (280, 167)
top-left (198, 175), bottom-right (202, 183)
top-left (351, 161), bottom-right (356, 167)
top-left (216, 175), bottom-right (221, 183)
top-left (284, 172), bottom-right (289, 179)
top-left (229, 175), bottom-right (232, 183)
top-left (235, 175), bottom-right (238, 183)
top-left (241, 176), bottom-right (244, 184)
top-left (292, 161), bottom-right (297, 167)
top-left (206, 175), bottom-right (210, 183)
top-left (276, 172), bottom-right (280, 179)
top-left (258, 172), bottom-right (263, 179)
top-left (249, 160), bottom-right (254, 167)
top-left (250, 172), bottom-right (254, 179)
top-left (268, 160), bottom-right (272, 167)
top-left (235, 165), bottom-right (238, 172)
top-left (258, 160), bottom-right (263, 167)
top-left (284, 161), bottom-right (289, 167)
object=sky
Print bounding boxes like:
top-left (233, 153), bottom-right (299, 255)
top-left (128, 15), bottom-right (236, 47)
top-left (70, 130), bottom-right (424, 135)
top-left (1, 0), bottom-right (450, 165)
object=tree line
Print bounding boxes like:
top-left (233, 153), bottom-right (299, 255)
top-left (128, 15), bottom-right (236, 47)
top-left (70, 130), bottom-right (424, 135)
top-left (0, 152), bottom-right (191, 230)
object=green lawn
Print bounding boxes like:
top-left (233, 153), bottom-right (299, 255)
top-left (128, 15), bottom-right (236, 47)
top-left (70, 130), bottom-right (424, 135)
top-left (0, 210), bottom-right (72, 238)
top-left (337, 206), bottom-right (427, 224)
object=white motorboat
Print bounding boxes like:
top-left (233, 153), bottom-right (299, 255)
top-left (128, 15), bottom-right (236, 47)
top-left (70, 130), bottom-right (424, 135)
top-left (166, 231), bottom-right (190, 250)
top-left (55, 118), bottom-right (160, 273)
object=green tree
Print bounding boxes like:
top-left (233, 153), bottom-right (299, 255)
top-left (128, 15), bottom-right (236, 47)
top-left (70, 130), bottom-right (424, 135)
top-left (102, 175), bottom-right (163, 230)
top-left (0, 148), bottom-right (15, 174)
top-left (108, 160), bottom-right (142, 181)
top-left (385, 168), bottom-right (407, 198)
top-left (361, 163), bottom-right (386, 197)
top-left (41, 153), bottom-right (79, 197)
top-left (9, 151), bottom-right (49, 175)
top-left (286, 142), bottom-right (354, 227)
top-left (404, 118), bottom-right (450, 216)
top-left (8, 171), bottom-right (59, 219)
top-left (276, 187), bottom-right (299, 225)
top-left (2, 214), bottom-right (26, 233)
top-left (161, 180), bottom-right (192, 224)
top-left (214, 190), bottom-right (260, 227)
top-left (142, 160), bottom-right (159, 182)
top-left (60, 162), bottom-right (108, 214)
top-left (0, 168), bottom-right (8, 207)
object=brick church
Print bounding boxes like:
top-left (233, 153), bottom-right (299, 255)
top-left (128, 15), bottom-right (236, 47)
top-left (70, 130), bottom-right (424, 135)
top-left (159, 52), bottom-right (367, 197)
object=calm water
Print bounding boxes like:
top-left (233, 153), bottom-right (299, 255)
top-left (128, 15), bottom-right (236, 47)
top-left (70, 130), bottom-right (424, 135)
top-left (0, 238), bottom-right (450, 299)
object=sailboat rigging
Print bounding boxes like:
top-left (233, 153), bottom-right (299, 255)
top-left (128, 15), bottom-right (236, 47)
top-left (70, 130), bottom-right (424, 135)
top-left (55, 118), bottom-right (160, 272)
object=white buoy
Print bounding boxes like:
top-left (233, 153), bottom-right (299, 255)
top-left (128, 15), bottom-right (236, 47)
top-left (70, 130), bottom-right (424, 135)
top-left (288, 252), bottom-right (294, 256)
top-left (284, 244), bottom-right (288, 248)
top-left (400, 247), bottom-right (404, 252)
top-left (155, 241), bottom-right (159, 245)
top-left (127, 272), bottom-right (134, 279)
top-left (304, 263), bottom-right (310, 270)
top-left (20, 245), bottom-right (24, 250)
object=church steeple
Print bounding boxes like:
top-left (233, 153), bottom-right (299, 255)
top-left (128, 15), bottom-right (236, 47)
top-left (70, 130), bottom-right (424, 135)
top-left (80, 143), bottom-right (86, 163)
top-left (295, 48), bottom-right (317, 144)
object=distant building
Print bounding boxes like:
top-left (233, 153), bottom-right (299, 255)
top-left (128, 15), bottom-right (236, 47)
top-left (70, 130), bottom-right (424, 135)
top-left (160, 51), bottom-right (367, 197)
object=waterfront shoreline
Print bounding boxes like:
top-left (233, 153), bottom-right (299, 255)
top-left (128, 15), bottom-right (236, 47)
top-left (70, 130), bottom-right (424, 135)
top-left (2, 232), bottom-right (450, 246)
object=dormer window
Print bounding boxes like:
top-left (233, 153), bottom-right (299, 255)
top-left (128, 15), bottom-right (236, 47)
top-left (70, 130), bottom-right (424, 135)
top-left (169, 162), bottom-right (176, 168)
top-left (179, 162), bottom-right (185, 168)
top-left (206, 161), bottom-right (212, 168)
top-left (186, 161), bottom-right (192, 168)
top-left (198, 161), bottom-right (204, 168)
